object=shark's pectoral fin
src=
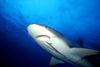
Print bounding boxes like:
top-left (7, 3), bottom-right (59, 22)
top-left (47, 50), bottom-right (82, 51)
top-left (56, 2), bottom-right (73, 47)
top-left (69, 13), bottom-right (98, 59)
top-left (49, 57), bottom-right (64, 67)
top-left (71, 48), bottom-right (100, 58)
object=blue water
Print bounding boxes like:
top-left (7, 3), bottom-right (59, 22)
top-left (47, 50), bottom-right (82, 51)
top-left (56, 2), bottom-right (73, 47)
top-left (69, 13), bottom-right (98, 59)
top-left (0, 0), bottom-right (100, 67)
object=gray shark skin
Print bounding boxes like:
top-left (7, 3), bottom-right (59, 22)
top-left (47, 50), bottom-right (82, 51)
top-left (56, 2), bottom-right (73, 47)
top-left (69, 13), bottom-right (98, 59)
top-left (27, 24), bottom-right (100, 67)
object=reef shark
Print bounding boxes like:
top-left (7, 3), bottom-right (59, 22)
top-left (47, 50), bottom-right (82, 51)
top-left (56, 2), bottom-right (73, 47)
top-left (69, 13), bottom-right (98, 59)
top-left (27, 24), bottom-right (100, 67)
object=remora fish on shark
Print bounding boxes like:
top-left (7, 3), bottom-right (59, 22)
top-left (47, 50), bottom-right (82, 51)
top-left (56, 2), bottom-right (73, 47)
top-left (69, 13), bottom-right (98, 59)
top-left (27, 24), bottom-right (100, 67)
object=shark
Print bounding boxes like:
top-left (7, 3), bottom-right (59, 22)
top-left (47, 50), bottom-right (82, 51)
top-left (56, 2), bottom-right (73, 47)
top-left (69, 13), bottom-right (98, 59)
top-left (27, 24), bottom-right (100, 67)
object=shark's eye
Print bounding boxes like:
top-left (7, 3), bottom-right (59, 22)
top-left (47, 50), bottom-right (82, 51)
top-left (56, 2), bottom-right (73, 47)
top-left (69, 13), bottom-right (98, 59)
top-left (45, 26), bottom-right (48, 28)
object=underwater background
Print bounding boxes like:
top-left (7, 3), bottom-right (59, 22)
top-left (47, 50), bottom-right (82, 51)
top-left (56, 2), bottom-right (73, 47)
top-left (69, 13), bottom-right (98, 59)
top-left (0, 0), bottom-right (100, 67)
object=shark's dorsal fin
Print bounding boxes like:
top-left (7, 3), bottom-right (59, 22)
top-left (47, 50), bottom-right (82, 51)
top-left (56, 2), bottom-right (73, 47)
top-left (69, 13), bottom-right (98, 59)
top-left (70, 48), bottom-right (100, 58)
top-left (49, 57), bottom-right (64, 67)
top-left (76, 39), bottom-right (83, 47)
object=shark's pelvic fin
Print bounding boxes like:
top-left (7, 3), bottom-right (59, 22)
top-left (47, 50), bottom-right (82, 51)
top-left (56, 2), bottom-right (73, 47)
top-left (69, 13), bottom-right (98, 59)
top-left (71, 48), bottom-right (100, 58)
top-left (49, 57), bottom-right (64, 67)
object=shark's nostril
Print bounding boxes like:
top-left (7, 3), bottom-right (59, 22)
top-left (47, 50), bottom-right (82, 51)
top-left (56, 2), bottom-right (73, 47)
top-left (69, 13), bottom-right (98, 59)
top-left (27, 24), bottom-right (34, 29)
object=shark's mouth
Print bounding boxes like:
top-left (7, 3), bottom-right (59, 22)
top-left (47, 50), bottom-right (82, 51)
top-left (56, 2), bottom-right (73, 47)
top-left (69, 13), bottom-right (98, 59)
top-left (36, 35), bottom-right (51, 39)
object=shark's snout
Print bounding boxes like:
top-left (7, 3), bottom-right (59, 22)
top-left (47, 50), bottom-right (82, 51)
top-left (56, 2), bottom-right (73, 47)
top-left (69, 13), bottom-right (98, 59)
top-left (27, 24), bottom-right (47, 31)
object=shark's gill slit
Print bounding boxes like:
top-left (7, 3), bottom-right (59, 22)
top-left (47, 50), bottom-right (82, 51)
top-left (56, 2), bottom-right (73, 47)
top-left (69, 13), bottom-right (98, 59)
top-left (45, 42), bottom-right (66, 58)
